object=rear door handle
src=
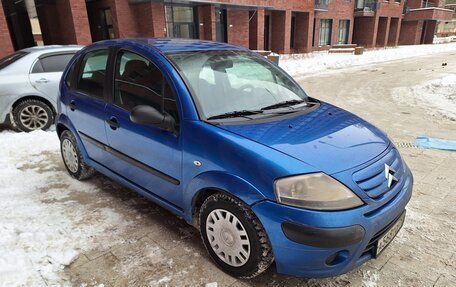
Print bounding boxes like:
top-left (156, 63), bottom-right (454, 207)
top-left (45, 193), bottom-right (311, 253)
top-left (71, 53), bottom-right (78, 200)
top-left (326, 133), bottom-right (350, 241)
top-left (35, 78), bottom-right (49, 83)
top-left (106, 117), bottom-right (120, 130)
top-left (69, 100), bottom-right (76, 111)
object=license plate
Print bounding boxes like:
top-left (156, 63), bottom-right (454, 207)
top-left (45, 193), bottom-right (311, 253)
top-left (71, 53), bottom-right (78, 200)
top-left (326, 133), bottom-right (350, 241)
top-left (376, 211), bottom-right (406, 257)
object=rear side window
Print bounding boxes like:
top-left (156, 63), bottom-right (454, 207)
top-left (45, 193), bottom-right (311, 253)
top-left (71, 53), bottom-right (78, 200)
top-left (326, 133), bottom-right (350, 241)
top-left (32, 53), bottom-right (75, 73)
top-left (0, 51), bottom-right (29, 70)
top-left (76, 49), bottom-right (109, 99)
top-left (113, 50), bottom-right (179, 126)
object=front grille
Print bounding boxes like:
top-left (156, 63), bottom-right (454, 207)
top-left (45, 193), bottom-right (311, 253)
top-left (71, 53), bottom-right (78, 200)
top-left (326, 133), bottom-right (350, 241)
top-left (352, 148), bottom-right (405, 199)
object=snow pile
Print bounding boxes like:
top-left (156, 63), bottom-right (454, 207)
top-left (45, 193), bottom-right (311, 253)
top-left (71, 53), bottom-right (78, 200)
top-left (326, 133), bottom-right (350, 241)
top-left (0, 130), bottom-right (131, 286)
top-left (393, 74), bottom-right (456, 121)
top-left (280, 43), bottom-right (456, 77)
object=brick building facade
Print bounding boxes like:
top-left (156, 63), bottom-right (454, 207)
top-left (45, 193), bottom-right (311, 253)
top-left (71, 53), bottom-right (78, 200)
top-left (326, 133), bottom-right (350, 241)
top-left (0, 0), bottom-right (453, 58)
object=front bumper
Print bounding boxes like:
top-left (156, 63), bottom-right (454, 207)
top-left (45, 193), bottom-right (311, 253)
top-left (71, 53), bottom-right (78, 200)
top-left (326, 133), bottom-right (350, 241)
top-left (252, 167), bottom-right (413, 277)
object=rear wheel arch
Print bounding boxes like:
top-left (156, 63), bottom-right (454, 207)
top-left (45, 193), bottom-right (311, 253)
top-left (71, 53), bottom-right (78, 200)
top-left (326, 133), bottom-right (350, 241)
top-left (12, 95), bottom-right (56, 115)
top-left (56, 123), bottom-right (69, 138)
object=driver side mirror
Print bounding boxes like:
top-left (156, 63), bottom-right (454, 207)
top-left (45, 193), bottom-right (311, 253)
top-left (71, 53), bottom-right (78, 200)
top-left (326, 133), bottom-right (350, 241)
top-left (130, 105), bottom-right (175, 132)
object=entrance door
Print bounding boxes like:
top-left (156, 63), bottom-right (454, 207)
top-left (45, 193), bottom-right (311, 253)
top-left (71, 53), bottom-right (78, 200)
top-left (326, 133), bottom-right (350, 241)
top-left (264, 15), bottom-right (270, 50)
top-left (99, 8), bottom-right (115, 40)
top-left (216, 8), bottom-right (227, 43)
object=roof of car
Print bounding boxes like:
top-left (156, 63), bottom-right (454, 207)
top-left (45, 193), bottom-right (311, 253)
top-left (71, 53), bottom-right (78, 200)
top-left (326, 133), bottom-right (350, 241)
top-left (102, 38), bottom-right (250, 53)
top-left (21, 45), bottom-right (83, 54)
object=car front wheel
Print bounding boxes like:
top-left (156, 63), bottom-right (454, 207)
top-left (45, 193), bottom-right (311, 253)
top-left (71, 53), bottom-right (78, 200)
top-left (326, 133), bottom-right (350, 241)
top-left (200, 193), bottom-right (274, 279)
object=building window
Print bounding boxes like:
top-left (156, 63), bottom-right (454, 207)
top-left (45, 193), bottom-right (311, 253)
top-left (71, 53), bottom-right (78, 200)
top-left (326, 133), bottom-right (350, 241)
top-left (165, 5), bottom-right (199, 39)
top-left (319, 19), bottom-right (332, 46)
top-left (290, 16), bottom-right (296, 49)
top-left (216, 8), bottom-right (227, 43)
top-left (338, 20), bottom-right (350, 44)
top-left (100, 8), bottom-right (115, 40)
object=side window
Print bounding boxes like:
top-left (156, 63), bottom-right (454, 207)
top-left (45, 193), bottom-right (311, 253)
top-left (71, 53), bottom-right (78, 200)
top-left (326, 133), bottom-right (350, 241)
top-left (114, 50), bottom-right (179, 125)
top-left (76, 49), bottom-right (109, 99)
top-left (32, 54), bottom-right (75, 73)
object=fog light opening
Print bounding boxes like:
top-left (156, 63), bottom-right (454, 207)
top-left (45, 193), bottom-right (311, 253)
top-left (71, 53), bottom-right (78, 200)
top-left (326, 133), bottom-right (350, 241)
top-left (325, 250), bottom-right (349, 266)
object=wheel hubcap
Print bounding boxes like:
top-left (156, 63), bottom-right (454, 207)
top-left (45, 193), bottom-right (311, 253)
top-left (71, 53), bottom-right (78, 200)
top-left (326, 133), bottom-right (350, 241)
top-left (62, 139), bottom-right (79, 173)
top-left (206, 209), bottom-right (251, 267)
top-left (19, 105), bottom-right (49, 130)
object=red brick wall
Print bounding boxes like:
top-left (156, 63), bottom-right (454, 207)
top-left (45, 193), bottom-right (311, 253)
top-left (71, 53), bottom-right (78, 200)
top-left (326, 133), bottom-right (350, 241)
top-left (36, 0), bottom-right (91, 45)
top-left (314, 0), bottom-right (355, 49)
top-left (199, 5), bottom-right (216, 41)
top-left (423, 20), bottom-right (437, 44)
top-left (270, 10), bottom-right (292, 54)
top-left (399, 20), bottom-right (423, 45)
top-left (61, 0), bottom-right (91, 45)
top-left (294, 12), bottom-right (312, 53)
top-left (353, 17), bottom-right (378, 47)
top-left (227, 9), bottom-right (249, 47)
top-left (388, 17), bottom-right (400, 46)
top-left (376, 17), bottom-right (389, 46)
top-left (377, 0), bottom-right (405, 18)
top-left (0, 0), bottom-right (14, 57)
top-left (249, 8), bottom-right (265, 50)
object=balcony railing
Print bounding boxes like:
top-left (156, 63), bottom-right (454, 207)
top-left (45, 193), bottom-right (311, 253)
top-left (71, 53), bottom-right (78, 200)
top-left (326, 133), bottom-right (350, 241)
top-left (421, 0), bottom-right (439, 8)
top-left (315, 0), bottom-right (330, 10)
top-left (355, 0), bottom-right (379, 11)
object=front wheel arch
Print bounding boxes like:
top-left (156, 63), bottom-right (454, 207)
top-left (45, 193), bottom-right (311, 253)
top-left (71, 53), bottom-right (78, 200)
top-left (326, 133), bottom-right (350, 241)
top-left (184, 171), bottom-right (267, 224)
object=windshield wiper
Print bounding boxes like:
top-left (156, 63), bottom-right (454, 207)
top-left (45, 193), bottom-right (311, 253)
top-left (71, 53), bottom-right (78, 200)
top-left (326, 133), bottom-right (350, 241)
top-left (206, 110), bottom-right (263, 120)
top-left (260, 99), bottom-right (306, 111)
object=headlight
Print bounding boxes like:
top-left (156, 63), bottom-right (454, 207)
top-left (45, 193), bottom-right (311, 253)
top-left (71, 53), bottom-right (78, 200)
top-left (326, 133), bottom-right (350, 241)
top-left (274, 173), bottom-right (364, 210)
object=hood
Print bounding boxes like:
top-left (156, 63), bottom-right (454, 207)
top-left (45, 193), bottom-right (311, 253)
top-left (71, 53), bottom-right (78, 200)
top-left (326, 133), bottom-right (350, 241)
top-left (218, 103), bottom-right (390, 174)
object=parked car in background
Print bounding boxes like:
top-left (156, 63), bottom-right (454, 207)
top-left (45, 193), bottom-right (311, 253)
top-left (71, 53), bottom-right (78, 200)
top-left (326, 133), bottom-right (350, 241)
top-left (56, 39), bottom-right (413, 279)
top-left (0, 45), bottom-right (82, 132)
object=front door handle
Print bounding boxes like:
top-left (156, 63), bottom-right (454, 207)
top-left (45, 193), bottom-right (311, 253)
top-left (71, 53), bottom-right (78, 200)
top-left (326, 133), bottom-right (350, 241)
top-left (106, 117), bottom-right (120, 130)
top-left (35, 78), bottom-right (49, 83)
top-left (69, 100), bottom-right (76, 111)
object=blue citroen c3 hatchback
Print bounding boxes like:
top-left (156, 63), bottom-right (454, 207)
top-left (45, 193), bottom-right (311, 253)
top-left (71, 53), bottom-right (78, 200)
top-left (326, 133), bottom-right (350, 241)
top-left (56, 38), bottom-right (413, 279)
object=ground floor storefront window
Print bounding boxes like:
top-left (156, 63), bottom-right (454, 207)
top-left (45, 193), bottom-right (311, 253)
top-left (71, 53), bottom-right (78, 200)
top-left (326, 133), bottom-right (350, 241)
top-left (338, 20), bottom-right (350, 44)
top-left (165, 5), bottom-right (199, 39)
top-left (319, 19), bottom-right (332, 46)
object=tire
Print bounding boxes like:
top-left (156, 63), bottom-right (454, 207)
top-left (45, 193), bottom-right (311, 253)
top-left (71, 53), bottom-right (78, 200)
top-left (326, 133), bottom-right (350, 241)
top-left (60, 130), bottom-right (96, 180)
top-left (12, 99), bottom-right (54, 132)
top-left (200, 193), bottom-right (274, 279)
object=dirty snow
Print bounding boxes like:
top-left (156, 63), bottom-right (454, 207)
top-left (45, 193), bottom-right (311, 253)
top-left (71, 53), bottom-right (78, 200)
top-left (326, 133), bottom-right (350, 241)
top-left (393, 74), bottom-right (456, 121)
top-left (280, 42), bottom-right (456, 78)
top-left (0, 130), bottom-right (131, 286)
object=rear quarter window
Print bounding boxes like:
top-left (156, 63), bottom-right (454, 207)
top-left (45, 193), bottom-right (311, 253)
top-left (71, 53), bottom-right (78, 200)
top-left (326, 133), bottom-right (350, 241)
top-left (32, 53), bottom-right (76, 73)
top-left (0, 51), bottom-right (29, 70)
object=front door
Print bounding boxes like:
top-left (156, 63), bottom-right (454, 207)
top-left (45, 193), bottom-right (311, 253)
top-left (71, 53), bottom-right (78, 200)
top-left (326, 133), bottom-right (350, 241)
top-left (104, 49), bottom-right (183, 208)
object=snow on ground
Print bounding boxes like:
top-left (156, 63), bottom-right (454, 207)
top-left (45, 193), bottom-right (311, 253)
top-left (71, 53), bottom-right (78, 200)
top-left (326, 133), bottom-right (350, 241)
top-left (280, 42), bottom-right (456, 78)
top-left (0, 130), bottom-right (132, 286)
top-left (393, 74), bottom-right (456, 121)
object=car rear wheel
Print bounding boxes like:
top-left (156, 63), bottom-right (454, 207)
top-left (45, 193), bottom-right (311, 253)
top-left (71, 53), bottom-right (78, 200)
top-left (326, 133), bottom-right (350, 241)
top-left (12, 99), bottom-right (53, 132)
top-left (200, 193), bottom-right (274, 279)
top-left (60, 130), bottom-right (95, 180)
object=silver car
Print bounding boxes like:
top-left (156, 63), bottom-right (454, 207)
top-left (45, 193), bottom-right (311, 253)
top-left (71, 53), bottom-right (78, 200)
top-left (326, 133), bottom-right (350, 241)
top-left (0, 45), bottom-right (82, 132)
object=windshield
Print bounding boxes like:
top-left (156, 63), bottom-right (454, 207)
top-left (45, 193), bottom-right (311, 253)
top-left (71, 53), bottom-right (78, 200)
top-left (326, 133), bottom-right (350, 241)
top-left (166, 50), bottom-right (308, 119)
top-left (0, 51), bottom-right (29, 71)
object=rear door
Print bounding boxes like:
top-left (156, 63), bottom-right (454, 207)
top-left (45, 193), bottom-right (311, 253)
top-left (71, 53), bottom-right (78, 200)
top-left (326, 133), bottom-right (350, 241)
top-left (64, 49), bottom-right (111, 163)
top-left (29, 52), bottom-right (77, 101)
top-left (104, 49), bottom-right (183, 207)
